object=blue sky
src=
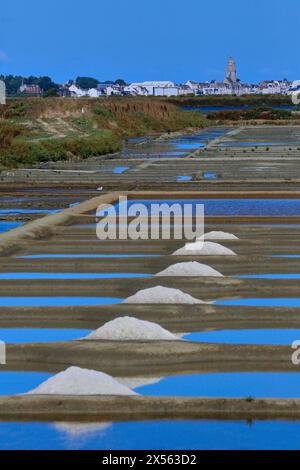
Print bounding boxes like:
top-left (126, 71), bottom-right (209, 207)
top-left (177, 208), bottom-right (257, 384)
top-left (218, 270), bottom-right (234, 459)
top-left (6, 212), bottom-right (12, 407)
top-left (0, 0), bottom-right (299, 84)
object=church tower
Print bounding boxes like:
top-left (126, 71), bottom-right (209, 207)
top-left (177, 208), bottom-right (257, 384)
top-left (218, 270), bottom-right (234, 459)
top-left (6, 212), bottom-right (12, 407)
top-left (224, 56), bottom-right (237, 84)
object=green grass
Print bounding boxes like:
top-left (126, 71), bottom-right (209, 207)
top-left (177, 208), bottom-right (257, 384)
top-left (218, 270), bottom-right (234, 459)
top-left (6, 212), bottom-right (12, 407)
top-left (0, 127), bottom-right (121, 168)
top-left (0, 96), bottom-right (209, 168)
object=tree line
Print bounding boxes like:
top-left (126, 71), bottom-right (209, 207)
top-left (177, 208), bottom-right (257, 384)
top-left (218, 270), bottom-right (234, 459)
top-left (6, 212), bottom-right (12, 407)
top-left (0, 75), bottom-right (127, 96)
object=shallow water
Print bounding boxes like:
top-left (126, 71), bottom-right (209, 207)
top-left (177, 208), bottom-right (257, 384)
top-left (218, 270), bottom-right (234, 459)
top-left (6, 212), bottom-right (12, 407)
top-left (203, 172), bottom-right (217, 179)
top-left (188, 105), bottom-right (297, 114)
top-left (0, 209), bottom-right (59, 216)
top-left (0, 222), bottom-right (23, 234)
top-left (219, 141), bottom-right (300, 147)
top-left (0, 273), bottom-right (152, 280)
top-left (112, 166), bottom-right (129, 174)
top-left (0, 297), bottom-right (123, 307)
top-left (116, 199), bottom-right (300, 216)
top-left (215, 298), bottom-right (300, 307)
top-left (177, 175), bottom-right (192, 181)
top-left (273, 255), bottom-right (300, 258)
top-left (170, 140), bottom-right (205, 150)
top-left (1, 419), bottom-right (300, 450)
top-left (0, 328), bottom-right (89, 343)
top-left (127, 137), bottom-right (147, 143)
top-left (186, 105), bottom-right (250, 113)
top-left (0, 371), bottom-right (52, 395)
top-left (135, 372), bottom-right (300, 398)
top-left (18, 254), bottom-right (160, 259)
top-left (119, 128), bottom-right (229, 159)
top-left (0, 368), bottom-right (300, 448)
top-left (238, 274), bottom-right (300, 279)
top-left (184, 329), bottom-right (300, 345)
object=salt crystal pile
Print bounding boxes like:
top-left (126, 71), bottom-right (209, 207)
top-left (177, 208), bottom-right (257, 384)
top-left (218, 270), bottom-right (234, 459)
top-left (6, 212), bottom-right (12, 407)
top-left (173, 241), bottom-right (236, 256)
top-left (155, 261), bottom-right (223, 277)
top-left (83, 316), bottom-right (180, 341)
top-left (27, 366), bottom-right (138, 396)
top-left (197, 231), bottom-right (239, 241)
top-left (123, 286), bottom-right (204, 304)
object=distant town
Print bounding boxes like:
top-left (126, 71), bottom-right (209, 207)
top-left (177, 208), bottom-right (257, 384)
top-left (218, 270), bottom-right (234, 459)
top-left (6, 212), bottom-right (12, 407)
top-left (1, 57), bottom-right (300, 99)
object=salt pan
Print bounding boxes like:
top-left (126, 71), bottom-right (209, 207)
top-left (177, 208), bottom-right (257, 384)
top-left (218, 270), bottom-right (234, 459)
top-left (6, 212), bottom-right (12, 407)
top-left (123, 286), bottom-right (204, 304)
top-left (27, 366), bottom-right (138, 396)
top-left (83, 316), bottom-right (179, 341)
top-left (155, 261), bottom-right (223, 277)
top-left (173, 241), bottom-right (236, 256)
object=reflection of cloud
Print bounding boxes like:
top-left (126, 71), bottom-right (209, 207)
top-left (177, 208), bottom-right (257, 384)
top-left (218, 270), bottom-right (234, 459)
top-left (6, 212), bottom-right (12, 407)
top-left (117, 376), bottom-right (164, 389)
top-left (0, 51), bottom-right (8, 62)
top-left (53, 421), bottom-right (112, 438)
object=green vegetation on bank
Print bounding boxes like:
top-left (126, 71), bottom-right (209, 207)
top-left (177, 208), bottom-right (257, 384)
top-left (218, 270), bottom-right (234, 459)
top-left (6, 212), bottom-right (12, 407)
top-left (170, 94), bottom-right (293, 107)
top-left (0, 126), bottom-right (121, 168)
top-left (206, 107), bottom-right (299, 121)
top-left (0, 97), bottom-right (208, 168)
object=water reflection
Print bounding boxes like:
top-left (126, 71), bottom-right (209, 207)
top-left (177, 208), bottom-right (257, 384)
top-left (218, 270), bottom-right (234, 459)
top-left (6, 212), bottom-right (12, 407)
top-left (0, 419), bottom-right (300, 449)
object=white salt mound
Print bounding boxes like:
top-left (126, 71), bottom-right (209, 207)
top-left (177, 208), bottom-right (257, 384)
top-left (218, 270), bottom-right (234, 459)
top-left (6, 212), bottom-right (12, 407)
top-left (155, 261), bottom-right (223, 277)
top-left (27, 366), bottom-right (138, 396)
top-left (173, 241), bottom-right (236, 256)
top-left (83, 316), bottom-right (179, 341)
top-left (123, 286), bottom-right (204, 304)
top-left (197, 231), bottom-right (239, 241)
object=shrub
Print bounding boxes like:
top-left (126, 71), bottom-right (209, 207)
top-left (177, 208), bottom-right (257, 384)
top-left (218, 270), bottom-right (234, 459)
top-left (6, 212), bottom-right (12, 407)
top-left (0, 131), bottom-right (121, 168)
top-left (92, 105), bottom-right (114, 119)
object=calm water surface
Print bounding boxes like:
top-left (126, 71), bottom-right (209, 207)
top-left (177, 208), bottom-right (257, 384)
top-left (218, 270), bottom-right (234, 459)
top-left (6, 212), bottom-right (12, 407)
top-left (184, 329), bottom-right (300, 345)
top-left (0, 273), bottom-right (152, 280)
top-left (0, 328), bottom-right (89, 343)
top-left (135, 372), bottom-right (300, 398)
top-left (0, 222), bottom-right (23, 234)
top-left (215, 298), bottom-right (300, 307)
top-left (115, 199), bottom-right (300, 216)
top-left (18, 254), bottom-right (160, 259)
top-left (1, 419), bottom-right (300, 449)
top-left (0, 297), bottom-right (123, 307)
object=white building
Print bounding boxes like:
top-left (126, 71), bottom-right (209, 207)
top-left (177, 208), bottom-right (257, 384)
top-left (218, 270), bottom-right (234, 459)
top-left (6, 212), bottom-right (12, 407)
top-left (69, 84), bottom-right (87, 97)
top-left (124, 84), bottom-right (149, 95)
top-left (97, 83), bottom-right (122, 96)
top-left (291, 80), bottom-right (300, 90)
top-left (259, 80), bottom-right (291, 95)
top-left (125, 81), bottom-right (179, 96)
top-left (87, 88), bottom-right (102, 98)
top-left (202, 82), bottom-right (234, 95)
top-left (185, 80), bottom-right (210, 94)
